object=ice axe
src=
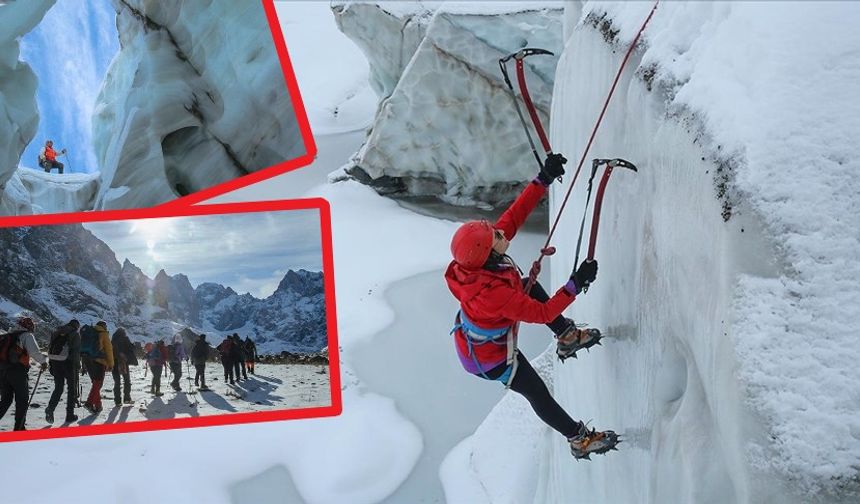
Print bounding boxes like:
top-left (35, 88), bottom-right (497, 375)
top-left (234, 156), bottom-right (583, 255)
top-left (573, 158), bottom-right (638, 293)
top-left (499, 47), bottom-right (557, 177)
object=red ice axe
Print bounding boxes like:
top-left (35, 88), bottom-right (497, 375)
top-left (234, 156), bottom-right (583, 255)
top-left (574, 158), bottom-right (638, 292)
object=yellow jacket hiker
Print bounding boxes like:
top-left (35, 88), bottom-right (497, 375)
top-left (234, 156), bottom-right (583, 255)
top-left (82, 321), bottom-right (114, 414)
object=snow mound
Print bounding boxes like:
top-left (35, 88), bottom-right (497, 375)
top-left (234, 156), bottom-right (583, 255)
top-left (91, 0), bottom-right (305, 210)
top-left (335, 2), bottom-right (564, 208)
top-left (14, 167), bottom-right (100, 214)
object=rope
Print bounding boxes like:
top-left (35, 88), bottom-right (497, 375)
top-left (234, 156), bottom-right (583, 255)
top-left (524, 1), bottom-right (659, 293)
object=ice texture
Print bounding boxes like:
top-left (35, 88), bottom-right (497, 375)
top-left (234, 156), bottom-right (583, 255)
top-left (91, 0), bottom-right (305, 210)
top-left (448, 2), bottom-right (860, 502)
top-left (0, 0), bottom-right (54, 191)
top-left (335, 2), bottom-right (564, 208)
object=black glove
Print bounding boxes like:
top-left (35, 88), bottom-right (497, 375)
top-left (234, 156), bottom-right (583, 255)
top-left (537, 153), bottom-right (567, 185)
top-left (571, 259), bottom-right (598, 291)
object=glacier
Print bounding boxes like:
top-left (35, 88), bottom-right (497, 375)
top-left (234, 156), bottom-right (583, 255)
top-left (0, 0), bottom-right (306, 215)
top-left (0, 0), bottom-right (55, 207)
top-left (443, 3), bottom-right (860, 503)
top-left (91, 0), bottom-right (305, 210)
top-left (335, 1), bottom-right (565, 208)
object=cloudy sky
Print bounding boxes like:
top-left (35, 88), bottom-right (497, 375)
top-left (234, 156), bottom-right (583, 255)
top-left (83, 209), bottom-right (324, 299)
top-left (19, 0), bottom-right (117, 173)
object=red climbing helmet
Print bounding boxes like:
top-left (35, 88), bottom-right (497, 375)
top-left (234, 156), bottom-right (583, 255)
top-left (451, 220), bottom-right (495, 269)
top-left (17, 316), bottom-right (35, 332)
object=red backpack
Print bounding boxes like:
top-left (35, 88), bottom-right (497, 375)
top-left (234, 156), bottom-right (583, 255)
top-left (0, 330), bottom-right (29, 366)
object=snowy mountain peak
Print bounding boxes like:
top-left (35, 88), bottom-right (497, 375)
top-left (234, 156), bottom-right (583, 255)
top-left (275, 269), bottom-right (323, 297)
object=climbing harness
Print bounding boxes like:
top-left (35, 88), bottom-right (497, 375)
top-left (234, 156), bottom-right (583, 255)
top-left (498, 2), bottom-right (659, 293)
top-left (451, 310), bottom-right (520, 388)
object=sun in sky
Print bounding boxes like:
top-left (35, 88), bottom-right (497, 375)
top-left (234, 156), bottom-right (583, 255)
top-left (128, 217), bottom-right (176, 262)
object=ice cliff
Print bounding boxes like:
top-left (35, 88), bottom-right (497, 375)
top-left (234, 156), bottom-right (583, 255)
top-left (334, 1), bottom-right (564, 208)
top-left (444, 3), bottom-right (860, 503)
top-left (1, 0), bottom-right (306, 215)
top-left (90, 0), bottom-right (305, 210)
top-left (0, 0), bottom-right (55, 212)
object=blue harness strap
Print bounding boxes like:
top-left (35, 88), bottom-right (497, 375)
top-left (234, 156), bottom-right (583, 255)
top-left (451, 310), bottom-right (513, 382)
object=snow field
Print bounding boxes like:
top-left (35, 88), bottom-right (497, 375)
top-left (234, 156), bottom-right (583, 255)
top-left (0, 362), bottom-right (331, 432)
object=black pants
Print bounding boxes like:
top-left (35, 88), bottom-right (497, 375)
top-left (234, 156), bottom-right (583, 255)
top-left (150, 365), bottom-right (163, 393)
top-left (524, 279), bottom-right (571, 335)
top-left (112, 364), bottom-right (131, 403)
top-left (222, 359), bottom-right (234, 384)
top-left (169, 362), bottom-right (182, 388)
top-left (485, 352), bottom-right (581, 438)
top-left (0, 365), bottom-right (30, 430)
top-left (47, 361), bottom-right (76, 416)
top-left (240, 359), bottom-right (248, 378)
top-left (233, 359), bottom-right (245, 380)
top-left (194, 363), bottom-right (206, 387)
top-left (41, 160), bottom-right (64, 174)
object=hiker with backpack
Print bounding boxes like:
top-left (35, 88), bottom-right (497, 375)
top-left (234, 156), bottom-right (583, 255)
top-left (191, 334), bottom-right (211, 390)
top-left (444, 153), bottom-right (619, 460)
top-left (216, 336), bottom-right (235, 385)
top-left (45, 319), bottom-right (81, 424)
top-left (244, 336), bottom-right (257, 375)
top-left (232, 334), bottom-right (247, 381)
top-left (169, 333), bottom-right (187, 392)
top-left (111, 327), bottom-right (137, 406)
top-left (0, 317), bottom-right (47, 431)
top-left (38, 140), bottom-right (67, 174)
top-left (80, 321), bottom-right (114, 414)
top-left (147, 340), bottom-right (169, 396)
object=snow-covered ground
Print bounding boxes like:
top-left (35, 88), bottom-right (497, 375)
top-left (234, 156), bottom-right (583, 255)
top-left (0, 363), bottom-right (330, 432)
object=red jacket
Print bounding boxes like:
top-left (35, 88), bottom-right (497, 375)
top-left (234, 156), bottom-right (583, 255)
top-left (444, 181), bottom-right (576, 373)
top-left (45, 146), bottom-right (58, 162)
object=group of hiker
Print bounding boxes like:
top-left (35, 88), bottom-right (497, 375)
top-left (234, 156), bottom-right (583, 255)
top-left (0, 316), bottom-right (259, 431)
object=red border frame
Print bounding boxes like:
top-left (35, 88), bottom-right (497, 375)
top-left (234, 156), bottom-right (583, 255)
top-left (0, 198), bottom-right (342, 443)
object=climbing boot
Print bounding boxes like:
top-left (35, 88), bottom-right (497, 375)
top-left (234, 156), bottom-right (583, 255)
top-left (556, 322), bottom-right (602, 361)
top-left (568, 424), bottom-right (620, 460)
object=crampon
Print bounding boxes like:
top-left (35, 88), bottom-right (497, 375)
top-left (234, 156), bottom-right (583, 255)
top-left (556, 325), bottom-right (603, 361)
top-left (568, 425), bottom-right (621, 460)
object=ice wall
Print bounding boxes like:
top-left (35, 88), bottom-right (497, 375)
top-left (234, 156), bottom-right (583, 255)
top-left (335, 2), bottom-right (564, 208)
top-left (91, 0), bottom-right (305, 210)
top-left (0, 0), bottom-right (55, 206)
top-left (448, 3), bottom-right (860, 503)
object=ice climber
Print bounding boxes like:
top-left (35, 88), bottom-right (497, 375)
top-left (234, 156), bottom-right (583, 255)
top-left (444, 153), bottom-right (620, 460)
top-left (38, 140), bottom-right (67, 174)
top-left (0, 317), bottom-right (47, 431)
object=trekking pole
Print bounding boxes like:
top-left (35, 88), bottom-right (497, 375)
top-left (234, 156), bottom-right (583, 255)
top-left (62, 151), bottom-right (73, 173)
top-left (28, 367), bottom-right (45, 409)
